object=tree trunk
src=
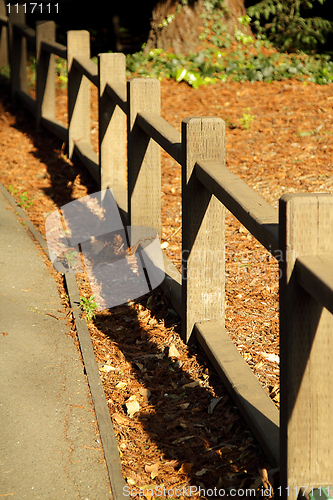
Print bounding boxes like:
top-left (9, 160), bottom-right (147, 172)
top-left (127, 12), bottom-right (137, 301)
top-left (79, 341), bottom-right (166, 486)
top-left (144, 0), bottom-right (252, 55)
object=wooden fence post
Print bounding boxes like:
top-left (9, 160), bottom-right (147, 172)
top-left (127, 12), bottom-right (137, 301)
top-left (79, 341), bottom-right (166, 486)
top-left (127, 78), bottom-right (161, 236)
top-left (98, 53), bottom-right (126, 193)
top-left (279, 193), bottom-right (333, 499)
top-left (67, 31), bottom-right (90, 160)
top-left (36, 21), bottom-right (55, 129)
top-left (181, 117), bottom-right (225, 343)
top-left (8, 4), bottom-right (27, 103)
top-left (0, 0), bottom-right (8, 66)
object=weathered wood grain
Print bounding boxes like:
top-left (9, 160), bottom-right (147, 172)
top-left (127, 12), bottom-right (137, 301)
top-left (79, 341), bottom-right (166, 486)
top-left (105, 81), bottom-right (128, 114)
top-left (127, 78), bottom-right (161, 237)
top-left (99, 53), bottom-right (127, 195)
top-left (73, 55), bottom-right (99, 87)
top-left (279, 193), bottom-right (333, 498)
top-left (196, 320), bottom-right (279, 468)
top-left (8, 5), bottom-right (27, 102)
top-left (196, 160), bottom-right (279, 255)
top-left (181, 117), bottom-right (225, 342)
top-left (296, 254), bottom-right (333, 316)
top-left (36, 21), bottom-right (55, 129)
top-left (137, 111), bottom-right (182, 164)
top-left (67, 31), bottom-right (90, 159)
top-left (40, 39), bottom-right (67, 59)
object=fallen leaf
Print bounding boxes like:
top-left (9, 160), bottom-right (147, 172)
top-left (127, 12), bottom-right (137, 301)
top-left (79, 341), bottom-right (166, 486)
top-left (182, 380), bottom-right (200, 389)
top-left (145, 462), bottom-right (159, 474)
top-left (112, 413), bottom-right (128, 425)
top-left (161, 241), bottom-right (169, 249)
top-left (140, 353), bottom-right (164, 360)
top-left (178, 462), bottom-right (192, 474)
top-left (162, 460), bottom-right (178, 468)
top-left (99, 365), bottom-right (116, 373)
top-left (115, 381), bottom-right (127, 389)
top-left (168, 343), bottom-right (181, 358)
top-left (180, 403), bottom-right (190, 410)
top-left (261, 352), bottom-right (280, 363)
top-left (126, 471), bottom-right (142, 485)
top-left (139, 387), bottom-right (151, 400)
top-left (172, 436), bottom-right (195, 444)
top-left (125, 396), bottom-right (140, 417)
top-left (208, 397), bottom-right (223, 414)
top-left (195, 468), bottom-right (208, 477)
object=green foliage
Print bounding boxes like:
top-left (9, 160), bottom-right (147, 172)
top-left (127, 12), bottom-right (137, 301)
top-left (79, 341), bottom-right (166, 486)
top-left (234, 28), bottom-right (254, 45)
top-left (247, 0), bottom-right (333, 52)
top-left (126, 45), bottom-right (333, 87)
top-left (8, 185), bottom-right (17, 196)
top-left (18, 192), bottom-right (33, 210)
top-left (63, 250), bottom-right (79, 269)
top-left (8, 185), bottom-right (33, 209)
top-left (55, 57), bottom-right (68, 88)
top-left (199, 0), bottom-right (232, 49)
top-left (240, 108), bottom-right (255, 130)
top-left (0, 64), bottom-right (10, 83)
top-left (80, 294), bottom-right (100, 321)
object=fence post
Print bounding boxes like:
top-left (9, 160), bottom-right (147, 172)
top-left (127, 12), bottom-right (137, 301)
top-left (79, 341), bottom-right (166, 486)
top-left (8, 4), bottom-right (27, 103)
top-left (36, 21), bottom-right (55, 129)
top-left (127, 78), bottom-right (161, 236)
top-left (279, 193), bottom-right (333, 499)
top-left (98, 53), bottom-right (126, 193)
top-left (67, 31), bottom-right (90, 160)
top-left (181, 117), bottom-right (225, 343)
top-left (0, 0), bottom-right (8, 66)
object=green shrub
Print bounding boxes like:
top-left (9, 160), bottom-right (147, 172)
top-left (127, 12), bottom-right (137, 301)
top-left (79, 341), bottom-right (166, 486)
top-left (248, 0), bottom-right (333, 52)
top-left (126, 46), bottom-right (333, 87)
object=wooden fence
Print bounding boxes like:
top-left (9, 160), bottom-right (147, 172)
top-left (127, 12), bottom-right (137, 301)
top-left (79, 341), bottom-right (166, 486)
top-left (1, 6), bottom-right (333, 498)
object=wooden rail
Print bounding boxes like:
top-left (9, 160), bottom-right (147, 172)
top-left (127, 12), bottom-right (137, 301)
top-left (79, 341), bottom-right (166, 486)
top-left (1, 5), bottom-right (333, 498)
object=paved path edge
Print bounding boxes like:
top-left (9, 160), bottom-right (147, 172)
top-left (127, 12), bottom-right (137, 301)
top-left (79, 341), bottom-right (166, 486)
top-left (0, 182), bottom-right (126, 500)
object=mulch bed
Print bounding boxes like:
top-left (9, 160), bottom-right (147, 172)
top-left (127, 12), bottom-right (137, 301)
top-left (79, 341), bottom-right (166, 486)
top-left (1, 73), bottom-right (333, 499)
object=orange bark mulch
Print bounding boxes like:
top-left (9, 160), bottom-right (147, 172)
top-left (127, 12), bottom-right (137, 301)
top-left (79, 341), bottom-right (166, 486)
top-left (1, 74), bottom-right (333, 499)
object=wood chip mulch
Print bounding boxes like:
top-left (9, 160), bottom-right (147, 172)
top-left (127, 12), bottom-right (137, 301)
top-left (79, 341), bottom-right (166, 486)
top-left (1, 73), bottom-right (333, 499)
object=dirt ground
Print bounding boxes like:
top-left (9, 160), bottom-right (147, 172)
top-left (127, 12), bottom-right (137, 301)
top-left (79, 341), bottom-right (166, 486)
top-left (1, 74), bottom-right (333, 499)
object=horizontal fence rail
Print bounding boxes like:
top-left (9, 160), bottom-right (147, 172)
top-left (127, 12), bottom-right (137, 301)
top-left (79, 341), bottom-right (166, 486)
top-left (195, 160), bottom-right (279, 254)
top-left (1, 4), bottom-right (333, 497)
top-left (41, 39), bottom-right (67, 59)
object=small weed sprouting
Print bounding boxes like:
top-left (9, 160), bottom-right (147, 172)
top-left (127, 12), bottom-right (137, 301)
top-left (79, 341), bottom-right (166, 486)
top-left (18, 192), bottom-right (33, 210)
top-left (63, 250), bottom-right (79, 269)
top-left (55, 57), bottom-right (68, 88)
top-left (8, 184), bottom-right (17, 196)
top-left (240, 108), bottom-right (255, 131)
top-left (80, 294), bottom-right (100, 321)
top-left (8, 186), bottom-right (33, 210)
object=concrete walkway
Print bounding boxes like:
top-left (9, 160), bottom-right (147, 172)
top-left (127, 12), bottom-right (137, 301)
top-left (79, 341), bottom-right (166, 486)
top-left (0, 188), bottom-right (112, 499)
